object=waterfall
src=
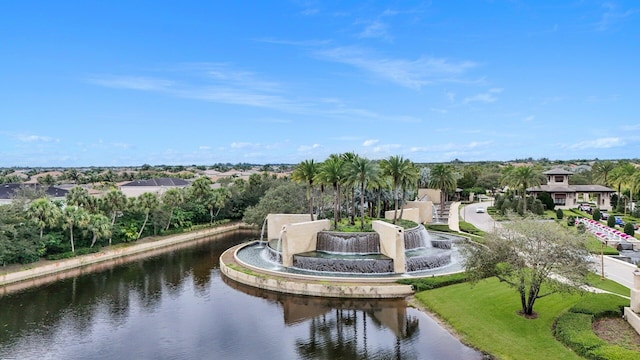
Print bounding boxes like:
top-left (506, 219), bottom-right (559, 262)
top-left (316, 232), bottom-right (380, 254)
top-left (404, 225), bottom-right (432, 250)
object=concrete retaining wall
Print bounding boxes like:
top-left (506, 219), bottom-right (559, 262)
top-left (0, 224), bottom-right (246, 288)
top-left (373, 220), bottom-right (405, 274)
top-left (281, 219), bottom-right (331, 267)
top-left (418, 189), bottom-right (441, 204)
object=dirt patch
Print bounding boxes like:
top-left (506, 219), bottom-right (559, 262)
top-left (593, 317), bottom-right (640, 351)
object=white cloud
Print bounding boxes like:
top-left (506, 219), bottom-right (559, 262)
top-left (199, 146), bottom-right (211, 150)
top-left (464, 89), bottom-right (502, 104)
top-left (358, 21), bottom-right (391, 40)
top-left (230, 142), bottom-right (256, 149)
top-left (316, 46), bottom-right (477, 90)
top-left (567, 137), bottom-right (625, 150)
top-left (362, 139), bottom-right (379, 146)
top-left (15, 134), bottom-right (58, 143)
top-left (87, 76), bottom-right (173, 91)
top-left (297, 144), bottom-right (320, 152)
top-left (524, 115), bottom-right (535, 122)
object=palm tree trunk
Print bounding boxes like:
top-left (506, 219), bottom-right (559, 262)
top-left (360, 183), bottom-right (365, 230)
top-left (109, 211), bottom-right (117, 246)
top-left (393, 185), bottom-right (399, 224)
top-left (137, 212), bottom-right (149, 240)
top-left (70, 226), bottom-right (75, 253)
top-left (90, 233), bottom-right (97, 248)
top-left (165, 208), bottom-right (174, 231)
top-left (333, 183), bottom-right (339, 230)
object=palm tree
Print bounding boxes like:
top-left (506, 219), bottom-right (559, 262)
top-left (85, 213), bottom-right (112, 248)
top-left (399, 161), bottom-right (419, 221)
top-left (611, 162), bottom-right (637, 214)
top-left (205, 187), bottom-right (231, 224)
top-left (28, 197), bottom-right (61, 239)
top-left (592, 161), bottom-right (616, 187)
top-left (346, 156), bottom-right (379, 230)
top-left (190, 176), bottom-right (214, 201)
top-left (135, 192), bottom-right (160, 240)
top-left (341, 152), bottom-right (358, 225)
top-left (501, 165), bottom-right (542, 214)
top-left (66, 186), bottom-right (92, 209)
top-left (428, 164), bottom-right (458, 214)
top-left (162, 188), bottom-right (184, 230)
top-left (381, 155), bottom-right (409, 224)
top-left (62, 206), bottom-right (90, 253)
top-left (292, 159), bottom-right (318, 221)
top-left (102, 189), bottom-right (127, 245)
top-left (316, 154), bottom-right (344, 230)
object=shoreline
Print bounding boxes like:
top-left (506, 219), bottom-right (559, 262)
top-left (0, 222), bottom-right (254, 294)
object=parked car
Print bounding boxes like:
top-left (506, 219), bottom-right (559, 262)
top-left (600, 212), bottom-right (610, 220)
top-left (578, 204), bottom-right (592, 213)
top-left (615, 216), bottom-right (625, 226)
top-left (476, 207), bottom-right (486, 213)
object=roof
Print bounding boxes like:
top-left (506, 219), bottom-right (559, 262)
top-left (121, 178), bottom-right (190, 187)
top-left (0, 183), bottom-right (69, 199)
top-left (527, 184), bottom-right (615, 193)
top-left (543, 168), bottom-right (573, 175)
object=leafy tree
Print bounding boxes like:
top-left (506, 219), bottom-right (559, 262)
top-left (346, 156), bottom-right (379, 230)
top-left (537, 192), bottom-right (555, 211)
top-left (291, 159), bottom-right (318, 221)
top-left (242, 182), bottom-right (307, 226)
top-left (28, 198), bottom-right (61, 239)
top-left (66, 186), bottom-right (92, 209)
top-left (37, 174), bottom-right (56, 186)
top-left (592, 209), bottom-right (601, 221)
top-left (556, 209), bottom-right (563, 220)
top-left (463, 216), bottom-right (591, 316)
top-left (623, 222), bottom-right (635, 236)
top-left (428, 164), bottom-right (458, 214)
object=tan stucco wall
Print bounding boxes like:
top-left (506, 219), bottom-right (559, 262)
top-left (418, 189), bottom-right (441, 204)
top-left (372, 220), bottom-right (405, 274)
top-left (281, 219), bottom-right (330, 267)
top-left (384, 208), bottom-right (420, 224)
top-left (404, 200), bottom-right (433, 223)
top-left (267, 214), bottom-right (315, 240)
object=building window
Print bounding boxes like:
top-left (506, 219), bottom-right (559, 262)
top-left (554, 176), bottom-right (564, 183)
top-left (554, 193), bottom-right (566, 205)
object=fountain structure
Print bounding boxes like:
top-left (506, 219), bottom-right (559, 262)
top-left (221, 201), bottom-right (467, 299)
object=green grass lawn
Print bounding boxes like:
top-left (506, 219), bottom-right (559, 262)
top-left (415, 277), bottom-right (588, 360)
top-left (586, 272), bottom-right (630, 297)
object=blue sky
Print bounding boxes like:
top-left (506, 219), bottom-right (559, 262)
top-left (1, 1), bottom-right (639, 167)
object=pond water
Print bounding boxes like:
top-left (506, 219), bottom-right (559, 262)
top-left (0, 230), bottom-right (481, 360)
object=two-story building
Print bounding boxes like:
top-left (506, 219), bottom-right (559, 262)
top-left (527, 168), bottom-right (615, 210)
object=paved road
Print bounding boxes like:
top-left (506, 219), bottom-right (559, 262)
top-left (459, 200), bottom-right (636, 289)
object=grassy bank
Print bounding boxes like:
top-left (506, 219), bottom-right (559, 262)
top-left (414, 277), bottom-right (631, 359)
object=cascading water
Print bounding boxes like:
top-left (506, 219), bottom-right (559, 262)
top-left (403, 225), bottom-right (432, 250)
top-left (259, 216), bottom-right (268, 243)
top-left (316, 232), bottom-right (380, 254)
top-left (275, 225), bottom-right (455, 274)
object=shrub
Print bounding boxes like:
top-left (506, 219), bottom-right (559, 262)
top-left (555, 312), bottom-right (605, 357)
top-left (592, 209), bottom-right (601, 221)
top-left (568, 294), bottom-right (628, 318)
top-left (607, 215), bottom-right (616, 228)
top-left (567, 215), bottom-right (575, 226)
top-left (397, 272), bottom-right (468, 292)
top-left (577, 222), bottom-right (586, 233)
top-left (623, 222), bottom-right (635, 236)
top-left (459, 221), bottom-right (485, 237)
top-left (556, 209), bottom-right (564, 219)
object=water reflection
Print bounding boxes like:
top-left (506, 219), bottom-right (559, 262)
top-left (0, 230), bottom-right (480, 360)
